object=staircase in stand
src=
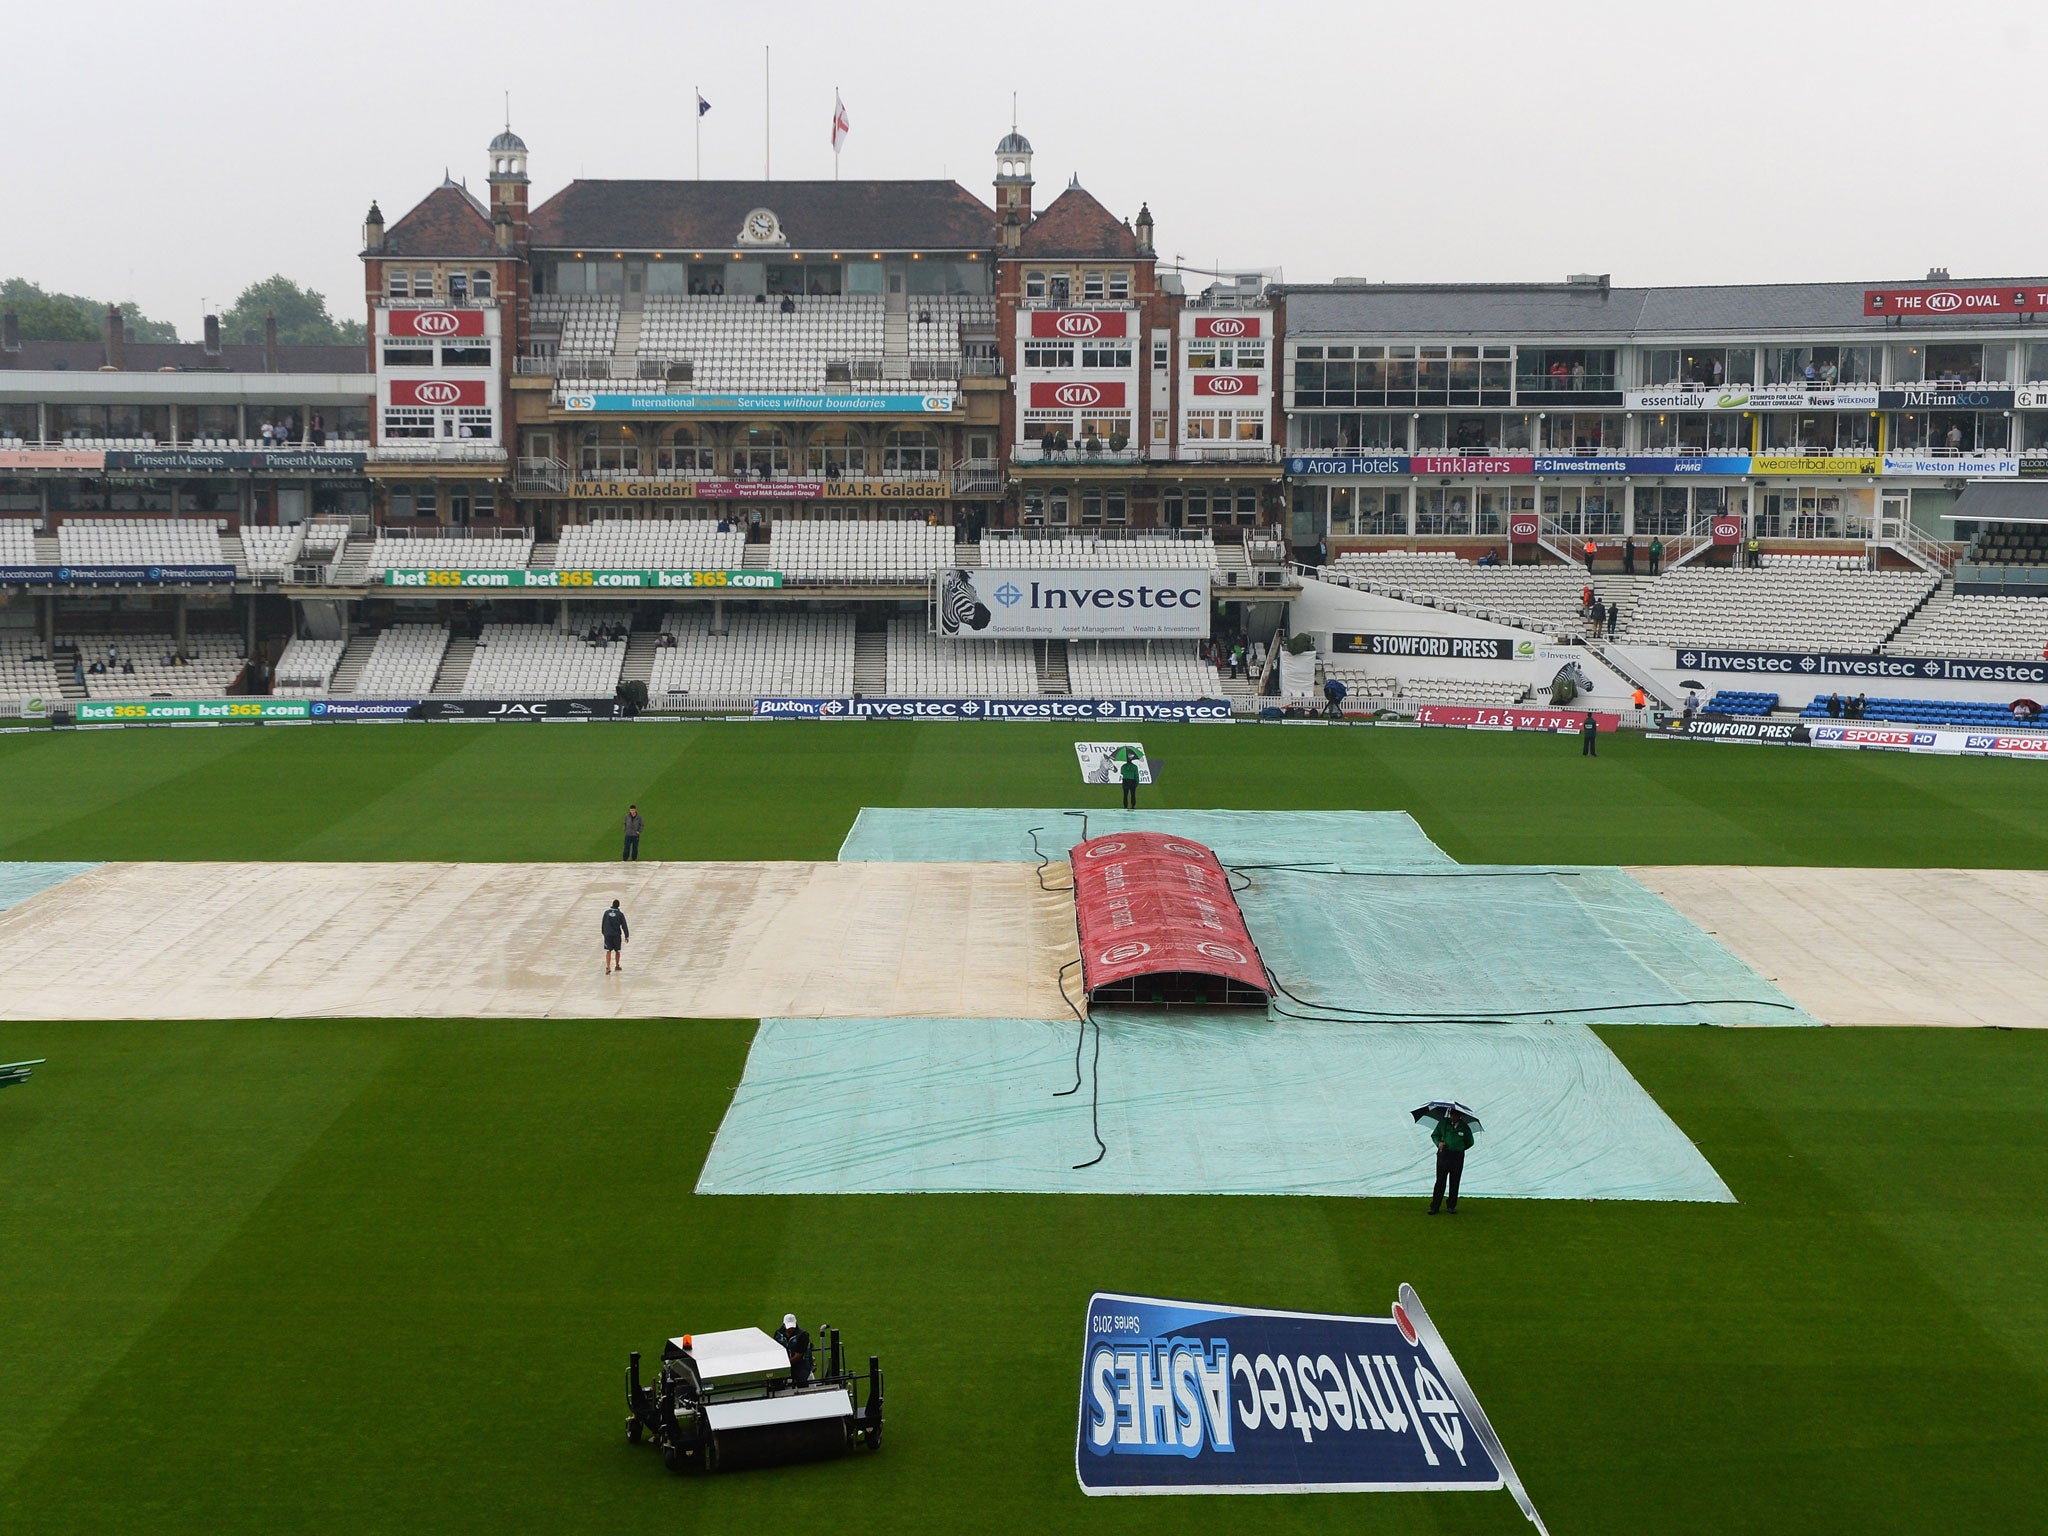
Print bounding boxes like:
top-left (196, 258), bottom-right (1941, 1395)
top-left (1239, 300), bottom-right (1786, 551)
top-left (1884, 576), bottom-right (1953, 653)
top-left (951, 540), bottom-right (982, 568)
top-left (429, 635), bottom-right (476, 696)
top-left (325, 633), bottom-right (379, 696)
top-left (609, 291), bottom-right (645, 380)
top-left (853, 619), bottom-right (888, 694)
top-left (1035, 640), bottom-right (1070, 696)
top-left (741, 543), bottom-right (773, 569)
top-left (219, 533), bottom-right (247, 579)
top-left (528, 542), bottom-right (559, 570)
top-left (329, 540), bottom-right (372, 586)
top-left (619, 631), bottom-right (660, 691)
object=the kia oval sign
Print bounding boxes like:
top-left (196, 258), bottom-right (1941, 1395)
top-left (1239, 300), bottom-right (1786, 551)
top-left (1029, 310), bottom-right (1127, 339)
top-left (1864, 285), bottom-right (2046, 316)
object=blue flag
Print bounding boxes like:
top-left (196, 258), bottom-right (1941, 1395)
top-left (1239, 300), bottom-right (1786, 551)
top-left (696, 91), bottom-right (711, 117)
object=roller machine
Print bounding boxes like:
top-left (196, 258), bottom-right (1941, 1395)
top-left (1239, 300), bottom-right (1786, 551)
top-left (626, 1324), bottom-right (883, 1473)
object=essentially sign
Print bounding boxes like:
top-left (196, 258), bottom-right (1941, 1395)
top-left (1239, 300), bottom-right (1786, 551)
top-left (752, 697), bottom-right (1233, 722)
top-left (1625, 388), bottom-right (1878, 411)
top-left (935, 567), bottom-right (1208, 640)
top-left (1878, 387), bottom-right (2017, 411)
top-left (388, 378), bottom-right (487, 407)
top-left (101, 449), bottom-right (367, 474)
top-left (1864, 285), bottom-right (2047, 316)
top-left (384, 308), bottom-right (487, 338)
top-left (1030, 310), bottom-right (1129, 339)
top-left (1193, 315), bottom-right (1262, 338)
top-left (1075, 1286), bottom-right (1540, 1523)
top-left (1672, 718), bottom-right (1811, 744)
top-left (1749, 454), bottom-right (1879, 476)
top-left (1414, 704), bottom-right (1619, 731)
top-left (1075, 741), bottom-right (1155, 785)
top-left (1028, 380), bottom-right (1128, 409)
top-left (380, 568), bottom-right (783, 589)
top-left (1331, 632), bottom-right (1522, 661)
top-left (309, 699), bottom-right (418, 720)
top-left (75, 699), bottom-right (307, 723)
top-left (560, 392), bottom-right (955, 414)
top-left (413, 698), bottom-right (619, 721)
top-left (0, 564), bottom-right (237, 586)
top-left (1672, 646), bottom-right (2048, 685)
top-left (1882, 451), bottom-right (2018, 477)
top-left (1190, 375), bottom-right (1261, 397)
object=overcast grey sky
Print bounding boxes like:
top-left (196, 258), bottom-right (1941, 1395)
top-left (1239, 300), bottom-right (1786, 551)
top-left (3, 0), bottom-right (2041, 337)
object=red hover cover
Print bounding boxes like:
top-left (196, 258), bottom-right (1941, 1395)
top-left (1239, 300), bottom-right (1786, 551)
top-left (1069, 833), bottom-right (1268, 998)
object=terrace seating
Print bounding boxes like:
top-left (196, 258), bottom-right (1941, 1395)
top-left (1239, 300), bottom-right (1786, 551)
top-left (981, 535), bottom-right (1219, 570)
top-left (532, 294), bottom-right (622, 363)
top-left (1759, 552), bottom-right (1868, 571)
top-left (272, 636), bottom-right (347, 696)
top-left (463, 623), bottom-right (627, 699)
top-left (1398, 676), bottom-right (1531, 707)
top-left (648, 609), bottom-right (855, 701)
top-left (554, 518), bottom-right (745, 571)
top-left (64, 631), bottom-right (246, 699)
top-left (1064, 642), bottom-right (1224, 700)
top-left (354, 624), bottom-right (448, 697)
top-left (56, 518), bottom-right (225, 567)
top-left (1703, 690), bottom-right (1780, 716)
top-left (1799, 694), bottom-right (2043, 730)
top-left (1621, 567), bottom-right (1937, 652)
top-left (768, 519), bottom-right (954, 583)
top-left (239, 525), bottom-right (304, 578)
top-left (0, 633), bottom-right (65, 698)
top-left (622, 293), bottom-right (994, 391)
top-left (0, 520), bottom-right (38, 565)
top-left (1897, 595), bottom-right (2048, 661)
top-left (884, 616), bottom-right (1037, 696)
top-left (364, 533), bottom-right (533, 577)
top-left (1967, 523), bottom-right (2048, 566)
top-left (1323, 551), bottom-right (1590, 634)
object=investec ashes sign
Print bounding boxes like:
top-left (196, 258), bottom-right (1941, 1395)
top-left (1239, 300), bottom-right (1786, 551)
top-left (382, 568), bottom-right (783, 589)
top-left (1077, 1287), bottom-right (1544, 1523)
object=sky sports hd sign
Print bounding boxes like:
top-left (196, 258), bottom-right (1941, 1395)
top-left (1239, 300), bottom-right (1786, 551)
top-left (936, 567), bottom-right (1209, 640)
top-left (1077, 1288), bottom-right (1546, 1527)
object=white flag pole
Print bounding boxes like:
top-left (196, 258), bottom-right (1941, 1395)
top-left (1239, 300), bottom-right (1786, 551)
top-left (764, 47), bottom-right (772, 180)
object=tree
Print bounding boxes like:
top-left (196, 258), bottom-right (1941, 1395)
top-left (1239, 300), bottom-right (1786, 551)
top-left (0, 278), bottom-right (180, 342)
top-left (220, 276), bottom-right (365, 347)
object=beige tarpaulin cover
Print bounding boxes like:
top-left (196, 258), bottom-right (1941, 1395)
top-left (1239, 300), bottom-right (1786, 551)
top-left (0, 862), bottom-right (1079, 1021)
top-left (1630, 865), bottom-right (2048, 1029)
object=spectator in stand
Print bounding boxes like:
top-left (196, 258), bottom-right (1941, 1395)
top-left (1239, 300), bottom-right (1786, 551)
top-left (1648, 536), bottom-right (1664, 576)
top-left (1683, 688), bottom-right (1700, 721)
top-left (310, 412), bottom-right (325, 447)
top-left (1826, 693), bottom-right (1844, 719)
top-left (1606, 602), bottom-right (1618, 639)
top-left (259, 420), bottom-right (275, 445)
top-left (1622, 537), bottom-right (1637, 574)
top-left (1849, 693), bottom-right (1867, 719)
top-left (1582, 538), bottom-right (1598, 573)
top-left (1946, 423), bottom-right (1965, 454)
top-left (1571, 360), bottom-right (1586, 389)
top-left (1581, 583), bottom-right (1593, 615)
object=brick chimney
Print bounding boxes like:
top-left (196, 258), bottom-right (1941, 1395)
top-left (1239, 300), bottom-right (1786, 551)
top-left (263, 312), bottom-right (279, 373)
top-left (203, 313), bottom-right (222, 357)
top-left (104, 304), bottom-right (126, 370)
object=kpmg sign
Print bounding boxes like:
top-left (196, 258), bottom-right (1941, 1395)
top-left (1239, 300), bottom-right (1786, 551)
top-left (1674, 646), bottom-right (2048, 685)
top-left (935, 567), bottom-right (1209, 640)
top-left (1075, 1287), bottom-right (1544, 1525)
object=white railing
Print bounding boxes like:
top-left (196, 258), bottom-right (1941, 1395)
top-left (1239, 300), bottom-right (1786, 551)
top-left (367, 443), bottom-right (508, 463)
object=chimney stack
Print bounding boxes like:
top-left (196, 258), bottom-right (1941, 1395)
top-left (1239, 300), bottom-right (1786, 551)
top-left (1, 308), bottom-right (19, 354)
top-left (263, 312), bottom-right (279, 374)
top-left (104, 304), bottom-right (126, 371)
top-left (1134, 203), bottom-right (1155, 258)
top-left (363, 201), bottom-right (386, 253)
top-left (203, 313), bottom-right (221, 357)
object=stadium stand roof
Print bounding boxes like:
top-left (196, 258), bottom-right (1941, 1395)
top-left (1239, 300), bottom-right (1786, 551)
top-left (0, 339), bottom-right (367, 373)
top-left (527, 179), bottom-right (997, 252)
top-left (377, 180), bottom-right (500, 259)
top-left (1946, 482), bottom-right (2048, 525)
top-left (1276, 275), bottom-right (2048, 338)
top-left (1017, 185), bottom-right (1142, 260)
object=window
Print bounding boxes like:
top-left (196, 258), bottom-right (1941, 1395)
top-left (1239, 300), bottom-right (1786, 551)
top-left (883, 428), bottom-right (941, 475)
top-left (411, 270), bottom-right (435, 299)
top-left (471, 269), bottom-right (493, 300)
top-left (807, 424), bottom-right (867, 477)
top-left (1185, 411), bottom-right (1221, 441)
top-left (656, 425), bottom-right (715, 475)
top-left (1107, 271), bottom-right (1130, 301)
top-left (1080, 343), bottom-right (1132, 369)
top-left (737, 425), bottom-right (790, 476)
top-left (1025, 271), bottom-right (1047, 300)
top-left (1023, 342), bottom-right (1074, 369)
top-left (455, 408), bottom-right (493, 441)
top-left (578, 426), bottom-right (640, 474)
top-left (1082, 271), bottom-right (1105, 300)
top-left (440, 345), bottom-right (492, 368)
top-left (1076, 413), bottom-right (1131, 446)
top-left (1022, 487), bottom-right (1070, 526)
top-left (383, 408), bottom-right (435, 440)
top-left (389, 483), bottom-right (437, 518)
top-left (382, 344), bottom-right (433, 368)
top-left (386, 270), bottom-right (410, 300)
top-left (1152, 339), bottom-right (1169, 371)
top-left (448, 272), bottom-right (468, 302)
top-left (1080, 488), bottom-right (1127, 525)
top-left (1188, 341), bottom-right (1218, 370)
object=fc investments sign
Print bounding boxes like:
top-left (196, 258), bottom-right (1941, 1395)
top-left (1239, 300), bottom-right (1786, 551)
top-left (1076, 1286), bottom-right (1544, 1526)
top-left (935, 567), bottom-right (1208, 640)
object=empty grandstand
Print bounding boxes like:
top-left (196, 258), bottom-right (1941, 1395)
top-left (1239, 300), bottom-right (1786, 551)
top-left (364, 532), bottom-right (534, 577)
top-left (648, 610), bottom-right (855, 703)
top-left (1065, 641), bottom-right (1222, 699)
top-left (1800, 694), bottom-right (2043, 729)
top-left (1703, 690), bottom-right (1780, 716)
top-left (1398, 676), bottom-right (1532, 707)
top-left (239, 525), bottom-right (304, 578)
top-left (272, 637), bottom-right (347, 696)
top-left (0, 633), bottom-right (64, 700)
top-left (886, 616), bottom-right (1037, 696)
top-left (1323, 551), bottom-right (1592, 634)
top-left (66, 633), bottom-right (245, 698)
top-left (463, 624), bottom-right (626, 698)
top-left (353, 624), bottom-right (449, 697)
top-left (56, 519), bottom-right (225, 567)
top-left (769, 520), bottom-right (954, 583)
top-left (1622, 567), bottom-right (1938, 652)
top-left (1905, 595), bottom-right (2048, 661)
top-left (553, 518), bottom-right (746, 571)
top-left (982, 534), bottom-right (1219, 569)
top-left (0, 521), bottom-right (37, 565)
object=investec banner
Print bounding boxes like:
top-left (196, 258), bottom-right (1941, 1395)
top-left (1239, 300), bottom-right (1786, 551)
top-left (1673, 646), bottom-right (2048, 686)
top-left (1075, 1287), bottom-right (1541, 1523)
top-left (753, 697), bottom-right (1233, 722)
top-left (76, 699), bottom-right (308, 723)
top-left (381, 568), bottom-right (782, 590)
top-left (1332, 632), bottom-right (1527, 661)
top-left (935, 568), bottom-right (1208, 640)
top-left (560, 392), bottom-right (954, 414)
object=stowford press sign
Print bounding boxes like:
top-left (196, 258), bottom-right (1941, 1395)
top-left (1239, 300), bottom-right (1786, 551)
top-left (1075, 1287), bottom-right (1546, 1526)
top-left (381, 568), bottom-right (783, 589)
top-left (1331, 633), bottom-right (1528, 661)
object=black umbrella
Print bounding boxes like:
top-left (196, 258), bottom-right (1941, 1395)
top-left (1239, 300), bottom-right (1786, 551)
top-left (1411, 1100), bottom-right (1482, 1134)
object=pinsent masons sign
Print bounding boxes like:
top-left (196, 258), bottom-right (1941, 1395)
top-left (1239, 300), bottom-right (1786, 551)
top-left (1672, 647), bottom-right (2048, 685)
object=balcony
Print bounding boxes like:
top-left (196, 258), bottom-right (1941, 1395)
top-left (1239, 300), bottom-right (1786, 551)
top-left (516, 456), bottom-right (570, 494)
top-left (1173, 444), bottom-right (1282, 465)
top-left (367, 442), bottom-right (509, 464)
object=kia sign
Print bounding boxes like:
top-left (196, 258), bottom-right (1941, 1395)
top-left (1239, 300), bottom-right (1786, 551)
top-left (935, 567), bottom-right (1208, 640)
top-left (1029, 381), bottom-right (1127, 409)
top-left (1193, 315), bottom-right (1262, 338)
top-left (1191, 374), bottom-right (1259, 397)
top-left (1508, 513), bottom-right (1540, 544)
top-left (386, 308), bottom-right (486, 338)
top-left (1075, 1286), bottom-right (1544, 1527)
top-left (388, 378), bottom-right (486, 408)
top-left (1711, 515), bottom-right (1743, 545)
top-left (1864, 286), bottom-right (2048, 316)
top-left (1030, 310), bottom-right (1128, 339)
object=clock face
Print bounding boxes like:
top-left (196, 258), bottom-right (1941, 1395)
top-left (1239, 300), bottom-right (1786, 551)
top-left (743, 209), bottom-right (779, 243)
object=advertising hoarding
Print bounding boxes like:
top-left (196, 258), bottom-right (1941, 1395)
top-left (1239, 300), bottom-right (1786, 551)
top-left (935, 567), bottom-right (1209, 640)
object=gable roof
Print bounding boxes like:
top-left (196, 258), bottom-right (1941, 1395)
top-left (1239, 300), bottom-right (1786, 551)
top-left (528, 180), bottom-right (997, 251)
top-left (378, 183), bottom-right (499, 259)
top-left (0, 339), bottom-right (368, 374)
top-left (1018, 186), bottom-right (1140, 260)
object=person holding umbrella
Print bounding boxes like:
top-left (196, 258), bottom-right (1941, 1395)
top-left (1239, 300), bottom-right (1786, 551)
top-left (1112, 745), bottom-right (1143, 811)
top-left (1413, 1101), bottom-right (1480, 1215)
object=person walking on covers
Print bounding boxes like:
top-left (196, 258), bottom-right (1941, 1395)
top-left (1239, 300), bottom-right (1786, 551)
top-left (602, 899), bottom-right (630, 974)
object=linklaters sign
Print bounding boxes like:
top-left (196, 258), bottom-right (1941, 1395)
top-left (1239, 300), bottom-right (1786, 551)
top-left (1674, 646), bottom-right (2048, 685)
top-left (381, 568), bottom-right (783, 589)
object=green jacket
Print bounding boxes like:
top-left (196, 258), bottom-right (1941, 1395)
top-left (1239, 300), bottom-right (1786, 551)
top-left (1432, 1117), bottom-right (1474, 1152)
top-left (1120, 758), bottom-right (1139, 784)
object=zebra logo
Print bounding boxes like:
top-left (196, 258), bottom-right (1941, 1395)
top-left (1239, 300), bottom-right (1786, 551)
top-left (938, 569), bottom-right (992, 634)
